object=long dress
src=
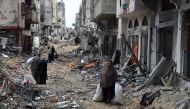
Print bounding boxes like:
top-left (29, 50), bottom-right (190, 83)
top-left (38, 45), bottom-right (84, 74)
top-left (100, 64), bottom-right (118, 103)
top-left (38, 59), bottom-right (48, 84)
top-left (31, 56), bottom-right (40, 82)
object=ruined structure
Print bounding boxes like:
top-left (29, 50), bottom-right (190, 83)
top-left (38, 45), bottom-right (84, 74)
top-left (0, 0), bottom-right (40, 53)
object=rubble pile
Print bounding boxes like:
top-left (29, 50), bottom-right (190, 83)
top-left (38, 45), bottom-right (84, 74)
top-left (1, 42), bottom-right (190, 109)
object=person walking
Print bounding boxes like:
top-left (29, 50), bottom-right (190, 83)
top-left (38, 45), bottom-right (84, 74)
top-left (48, 46), bottom-right (57, 63)
top-left (48, 46), bottom-right (52, 63)
top-left (100, 59), bottom-right (118, 104)
top-left (38, 56), bottom-right (48, 84)
top-left (31, 53), bottom-right (41, 83)
top-left (51, 46), bottom-right (57, 61)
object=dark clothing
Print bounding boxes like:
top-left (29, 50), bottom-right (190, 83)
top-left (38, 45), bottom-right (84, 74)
top-left (48, 54), bottom-right (51, 63)
top-left (51, 47), bottom-right (55, 61)
top-left (48, 47), bottom-right (57, 62)
top-left (74, 37), bottom-right (80, 45)
top-left (100, 65), bottom-right (118, 88)
top-left (31, 56), bottom-right (40, 82)
top-left (112, 49), bottom-right (121, 65)
top-left (100, 64), bottom-right (118, 103)
top-left (37, 59), bottom-right (48, 84)
top-left (102, 84), bottom-right (115, 103)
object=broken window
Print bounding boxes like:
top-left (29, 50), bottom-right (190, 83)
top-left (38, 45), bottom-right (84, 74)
top-left (128, 20), bottom-right (133, 28)
top-left (25, 0), bottom-right (32, 8)
top-left (134, 19), bottom-right (139, 28)
top-left (161, 0), bottom-right (176, 11)
top-left (142, 16), bottom-right (148, 26)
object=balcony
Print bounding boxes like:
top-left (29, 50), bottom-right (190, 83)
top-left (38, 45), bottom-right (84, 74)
top-left (92, 0), bottom-right (116, 21)
top-left (119, 0), bottom-right (148, 17)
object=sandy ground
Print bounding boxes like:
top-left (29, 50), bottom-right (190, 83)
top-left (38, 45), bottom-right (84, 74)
top-left (44, 42), bottom-right (126, 109)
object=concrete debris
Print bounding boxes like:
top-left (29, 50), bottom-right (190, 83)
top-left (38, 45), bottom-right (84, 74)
top-left (137, 57), bottom-right (175, 91)
top-left (177, 101), bottom-right (189, 109)
top-left (140, 90), bottom-right (161, 106)
top-left (2, 54), bottom-right (9, 58)
top-left (0, 41), bottom-right (190, 109)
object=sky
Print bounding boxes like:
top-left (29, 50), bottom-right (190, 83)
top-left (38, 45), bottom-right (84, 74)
top-left (57, 0), bottom-right (81, 28)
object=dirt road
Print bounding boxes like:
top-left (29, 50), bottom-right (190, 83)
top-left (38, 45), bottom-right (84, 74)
top-left (0, 41), bottom-right (181, 109)
top-left (43, 43), bottom-right (126, 109)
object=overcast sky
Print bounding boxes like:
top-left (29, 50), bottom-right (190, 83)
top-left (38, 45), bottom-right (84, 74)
top-left (57, 0), bottom-right (81, 28)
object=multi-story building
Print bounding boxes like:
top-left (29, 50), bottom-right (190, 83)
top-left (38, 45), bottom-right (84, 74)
top-left (76, 0), bottom-right (97, 50)
top-left (142, 0), bottom-right (190, 77)
top-left (90, 0), bottom-right (118, 57)
top-left (116, 0), bottom-right (151, 66)
top-left (75, 13), bottom-right (80, 32)
top-left (40, 0), bottom-right (53, 36)
top-left (57, 1), bottom-right (66, 36)
top-left (117, 0), bottom-right (190, 78)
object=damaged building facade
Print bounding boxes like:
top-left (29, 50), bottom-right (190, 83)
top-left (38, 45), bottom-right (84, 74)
top-left (76, 0), bottom-right (190, 78)
top-left (141, 0), bottom-right (190, 76)
top-left (0, 0), bottom-right (66, 53)
top-left (0, 0), bottom-right (40, 53)
top-left (40, 0), bottom-right (53, 36)
top-left (116, 0), bottom-right (190, 78)
top-left (76, 0), bottom-right (97, 51)
top-left (116, 0), bottom-right (152, 65)
top-left (40, 0), bottom-right (65, 37)
top-left (90, 0), bottom-right (118, 57)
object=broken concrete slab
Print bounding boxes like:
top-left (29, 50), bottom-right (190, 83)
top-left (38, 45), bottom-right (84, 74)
top-left (138, 57), bottom-right (175, 90)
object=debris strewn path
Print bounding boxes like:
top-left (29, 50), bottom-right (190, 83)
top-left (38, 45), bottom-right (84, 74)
top-left (0, 41), bottom-right (189, 109)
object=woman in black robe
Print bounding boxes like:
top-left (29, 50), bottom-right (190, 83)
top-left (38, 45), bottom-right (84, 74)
top-left (38, 59), bottom-right (48, 84)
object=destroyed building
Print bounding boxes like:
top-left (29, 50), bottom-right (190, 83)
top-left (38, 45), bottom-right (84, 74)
top-left (0, 0), bottom-right (40, 53)
top-left (76, 0), bottom-right (190, 78)
top-left (75, 0), bottom-right (118, 56)
top-left (40, 0), bottom-right (66, 37)
top-left (40, 0), bottom-right (53, 36)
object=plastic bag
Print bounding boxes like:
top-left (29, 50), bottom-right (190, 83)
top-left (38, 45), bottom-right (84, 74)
top-left (93, 83), bottom-right (103, 102)
top-left (1, 37), bottom-right (8, 49)
top-left (111, 82), bottom-right (123, 105)
top-left (22, 74), bottom-right (36, 85)
top-left (26, 57), bottom-right (35, 66)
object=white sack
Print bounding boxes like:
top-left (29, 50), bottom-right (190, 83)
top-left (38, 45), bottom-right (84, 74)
top-left (0, 37), bottom-right (8, 49)
top-left (22, 74), bottom-right (36, 85)
top-left (26, 57), bottom-right (35, 65)
top-left (111, 82), bottom-right (123, 105)
top-left (33, 36), bottom-right (40, 48)
top-left (93, 83), bottom-right (103, 102)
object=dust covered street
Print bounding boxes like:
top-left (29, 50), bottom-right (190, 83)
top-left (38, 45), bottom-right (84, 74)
top-left (0, 40), bottom-right (190, 109)
top-left (1, 0), bottom-right (190, 108)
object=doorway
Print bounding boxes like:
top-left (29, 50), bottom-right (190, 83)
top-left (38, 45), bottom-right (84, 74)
top-left (183, 10), bottom-right (190, 78)
top-left (158, 26), bottom-right (174, 61)
top-left (141, 34), bottom-right (148, 65)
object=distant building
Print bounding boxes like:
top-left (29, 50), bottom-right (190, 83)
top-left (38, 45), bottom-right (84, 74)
top-left (40, 0), bottom-right (53, 36)
top-left (90, 0), bottom-right (118, 57)
top-left (57, 1), bottom-right (66, 36)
